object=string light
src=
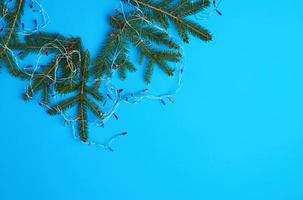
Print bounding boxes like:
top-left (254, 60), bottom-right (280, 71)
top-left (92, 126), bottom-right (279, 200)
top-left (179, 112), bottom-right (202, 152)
top-left (0, 0), bottom-right (216, 151)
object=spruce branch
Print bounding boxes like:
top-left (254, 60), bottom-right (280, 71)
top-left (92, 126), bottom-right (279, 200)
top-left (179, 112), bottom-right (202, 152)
top-left (127, 0), bottom-right (212, 42)
top-left (47, 51), bottom-right (104, 142)
top-left (0, 0), bottom-right (26, 77)
top-left (93, 0), bottom-right (211, 83)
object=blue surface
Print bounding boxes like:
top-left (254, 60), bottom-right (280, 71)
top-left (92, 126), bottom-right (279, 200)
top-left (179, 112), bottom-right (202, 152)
top-left (1, 0), bottom-right (303, 199)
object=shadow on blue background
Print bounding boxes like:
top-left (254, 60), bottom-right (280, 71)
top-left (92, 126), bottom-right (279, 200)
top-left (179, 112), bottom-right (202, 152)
top-left (0, 0), bottom-right (303, 199)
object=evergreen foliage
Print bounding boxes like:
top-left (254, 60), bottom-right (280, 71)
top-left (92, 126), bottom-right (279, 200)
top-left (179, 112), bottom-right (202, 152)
top-left (93, 0), bottom-right (212, 83)
top-left (48, 51), bottom-right (104, 142)
top-left (0, 0), bottom-right (212, 142)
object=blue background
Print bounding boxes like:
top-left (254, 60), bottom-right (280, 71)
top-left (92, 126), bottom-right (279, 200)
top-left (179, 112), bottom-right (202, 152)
top-left (1, 0), bottom-right (303, 199)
